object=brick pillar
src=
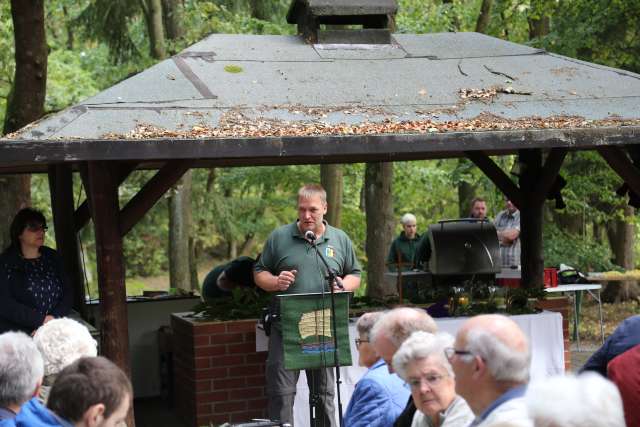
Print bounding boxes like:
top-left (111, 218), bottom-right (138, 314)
top-left (171, 314), bottom-right (268, 427)
top-left (536, 296), bottom-right (571, 371)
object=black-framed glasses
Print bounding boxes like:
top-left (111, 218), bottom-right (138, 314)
top-left (25, 223), bottom-right (48, 232)
top-left (444, 347), bottom-right (473, 359)
top-left (355, 338), bottom-right (369, 348)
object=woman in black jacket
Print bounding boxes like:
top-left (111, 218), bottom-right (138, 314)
top-left (0, 208), bottom-right (72, 334)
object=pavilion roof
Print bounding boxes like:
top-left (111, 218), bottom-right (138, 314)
top-left (3, 31), bottom-right (640, 173)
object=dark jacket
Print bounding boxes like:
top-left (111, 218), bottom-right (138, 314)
top-left (580, 315), bottom-right (640, 376)
top-left (0, 246), bottom-right (72, 334)
top-left (387, 232), bottom-right (421, 271)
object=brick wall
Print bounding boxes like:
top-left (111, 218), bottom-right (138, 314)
top-left (536, 296), bottom-right (572, 371)
top-left (171, 314), bottom-right (268, 427)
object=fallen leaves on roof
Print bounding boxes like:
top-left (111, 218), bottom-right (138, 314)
top-left (101, 111), bottom-right (640, 140)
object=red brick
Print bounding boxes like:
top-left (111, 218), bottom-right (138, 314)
top-left (248, 397), bottom-right (268, 408)
top-left (215, 401), bottom-right (247, 413)
top-left (228, 387), bottom-right (264, 400)
top-left (245, 375), bottom-right (267, 387)
top-left (246, 353), bottom-right (268, 363)
top-left (229, 365), bottom-right (262, 377)
top-left (210, 333), bottom-right (244, 344)
top-left (196, 367), bottom-right (227, 379)
top-left (197, 403), bottom-right (212, 416)
top-left (194, 322), bottom-right (226, 335)
top-left (195, 345), bottom-right (227, 357)
top-left (194, 335), bottom-right (210, 347)
top-left (244, 331), bottom-right (256, 342)
top-left (210, 354), bottom-right (244, 367)
top-left (214, 377), bottom-right (246, 389)
top-left (196, 391), bottom-right (228, 403)
top-left (194, 357), bottom-right (210, 369)
top-left (227, 320), bottom-right (258, 333)
top-left (228, 342), bottom-right (257, 353)
top-left (196, 380), bottom-right (212, 392)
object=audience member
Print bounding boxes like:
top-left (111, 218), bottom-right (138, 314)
top-left (201, 255), bottom-right (258, 299)
top-left (581, 314), bottom-right (640, 376)
top-left (344, 312), bottom-right (410, 427)
top-left (607, 344), bottom-right (640, 427)
top-left (0, 208), bottom-right (72, 334)
top-left (447, 314), bottom-right (532, 427)
top-left (393, 331), bottom-right (474, 427)
top-left (0, 332), bottom-right (44, 421)
top-left (469, 198), bottom-right (488, 220)
top-left (47, 357), bottom-right (132, 427)
top-left (387, 214), bottom-right (420, 271)
top-left (525, 373), bottom-right (625, 427)
top-left (370, 307), bottom-right (437, 427)
top-left (33, 318), bottom-right (98, 403)
top-left (494, 200), bottom-right (520, 267)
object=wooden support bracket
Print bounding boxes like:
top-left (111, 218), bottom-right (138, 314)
top-left (598, 146), bottom-right (640, 197)
top-left (532, 148), bottom-right (567, 205)
top-left (465, 151), bottom-right (523, 208)
top-left (119, 159), bottom-right (193, 236)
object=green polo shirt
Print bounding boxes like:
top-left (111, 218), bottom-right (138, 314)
top-left (255, 221), bottom-right (361, 296)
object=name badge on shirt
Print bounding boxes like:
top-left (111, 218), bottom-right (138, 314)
top-left (326, 246), bottom-right (335, 258)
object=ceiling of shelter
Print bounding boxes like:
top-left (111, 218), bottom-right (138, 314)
top-left (2, 32), bottom-right (640, 171)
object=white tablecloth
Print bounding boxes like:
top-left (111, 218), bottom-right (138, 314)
top-left (256, 310), bottom-right (564, 426)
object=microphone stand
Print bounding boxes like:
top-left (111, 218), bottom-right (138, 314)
top-left (308, 237), bottom-right (345, 427)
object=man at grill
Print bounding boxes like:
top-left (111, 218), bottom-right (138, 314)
top-left (469, 197), bottom-right (488, 220)
top-left (254, 183), bottom-right (361, 426)
top-left (494, 199), bottom-right (521, 267)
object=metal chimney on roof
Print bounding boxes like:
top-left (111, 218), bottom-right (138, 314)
top-left (287, 0), bottom-right (398, 44)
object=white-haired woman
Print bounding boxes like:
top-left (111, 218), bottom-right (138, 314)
top-left (393, 331), bottom-right (474, 427)
top-left (33, 317), bottom-right (98, 403)
top-left (525, 372), bottom-right (625, 427)
top-left (344, 312), bottom-right (410, 427)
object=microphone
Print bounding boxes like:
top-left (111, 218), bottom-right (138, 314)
top-left (304, 230), bottom-right (317, 242)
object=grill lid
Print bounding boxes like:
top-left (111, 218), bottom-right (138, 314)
top-left (428, 219), bottom-right (501, 275)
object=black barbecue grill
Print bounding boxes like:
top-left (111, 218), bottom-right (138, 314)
top-left (428, 218), bottom-right (501, 277)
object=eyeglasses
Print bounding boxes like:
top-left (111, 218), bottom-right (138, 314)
top-left (444, 347), bottom-right (473, 359)
top-left (25, 223), bottom-right (48, 232)
top-left (407, 373), bottom-right (446, 390)
top-left (355, 338), bottom-right (369, 348)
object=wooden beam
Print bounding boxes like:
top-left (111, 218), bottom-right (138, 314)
top-left (119, 159), bottom-right (192, 236)
top-left (48, 164), bottom-right (86, 317)
top-left (74, 162), bottom-right (138, 232)
top-left (598, 146), bottom-right (640, 197)
top-left (532, 148), bottom-right (568, 204)
top-left (465, 151), bottom-right (523, 208)
top-left (83, 161), bottom-right (133, 404)
top-left (518, 149), bottom-right (544, 289)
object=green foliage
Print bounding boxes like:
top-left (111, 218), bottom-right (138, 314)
top-left (543, 222), bottom-right (616, 272)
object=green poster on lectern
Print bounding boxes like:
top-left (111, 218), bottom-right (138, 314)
top-left (279, 292), bottom-right (353, 370)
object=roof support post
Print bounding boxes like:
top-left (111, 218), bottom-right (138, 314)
top-left (119, 159), bottom-right (192, 237)
top-left (74, 162), bottom-right (138, 232)
top-left (82, 161), bottom-right (134, 425)
top-left (518, 149), bottom-right (544, 289)
top-left (48, 164), bottom-right (86, 317)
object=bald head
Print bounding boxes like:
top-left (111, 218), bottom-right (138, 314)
top-left (370, 307), bottom-right (437, 371)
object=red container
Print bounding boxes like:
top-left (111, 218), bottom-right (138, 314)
top-left (496, 278), bottom-right (521, 288)
top-left (543, 268), bottom-right (558, 288)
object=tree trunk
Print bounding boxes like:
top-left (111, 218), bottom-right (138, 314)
top-left (475, 0), bottom-right (493, 33)
top-left (5, 0), bottom-right (47, 134)
top-left (249, 0), bottom-right (269, 20)
top-left (1, 0), bottom-right (47, 249)
top-left (161, 0), bottom-right (183, 40)
top-left (169, 170), bottom-right (193, 292)
top-left (141, 0), bottom-right (166, 59)
top-left (457, 158), bottom-right (476, 217)
top-left (604, 206), bottom-right (639, 302)
top-left (528, 0), bottom-right (550, 40)
top-left (321, 164), bottom-right (343, 228)
top-left (364, 162), bottom-right (395, 300)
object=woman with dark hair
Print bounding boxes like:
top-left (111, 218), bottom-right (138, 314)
top-left (0, 208), bottom-right (72, 334)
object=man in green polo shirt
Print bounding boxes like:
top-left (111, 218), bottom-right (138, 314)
top-left (254, 183), bottom-right (361, 427)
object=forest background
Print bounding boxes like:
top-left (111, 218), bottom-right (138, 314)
top-left (1, 0), bottom-right (640, 303)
